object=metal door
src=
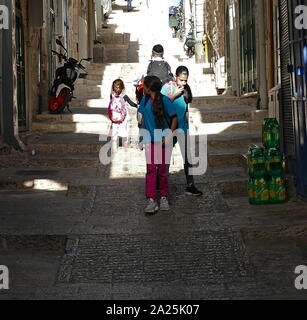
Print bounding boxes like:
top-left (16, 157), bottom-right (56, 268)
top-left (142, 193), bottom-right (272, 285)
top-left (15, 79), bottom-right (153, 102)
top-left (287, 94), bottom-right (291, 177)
top-left (239, 0), bottom-right (257, 94)
top-left (287, 0), bottom-right (307, 198)
top-left (15, 0), bottom-right (26, 130)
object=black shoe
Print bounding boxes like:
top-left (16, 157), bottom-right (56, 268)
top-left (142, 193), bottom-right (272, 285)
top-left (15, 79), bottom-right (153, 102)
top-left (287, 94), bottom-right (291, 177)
top-left (185, 185), bottom-right (203, 197)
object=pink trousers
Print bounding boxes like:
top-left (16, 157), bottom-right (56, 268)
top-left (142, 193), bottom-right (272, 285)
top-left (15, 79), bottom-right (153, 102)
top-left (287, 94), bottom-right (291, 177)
top-left (145, 143), bottom-right (172, 200)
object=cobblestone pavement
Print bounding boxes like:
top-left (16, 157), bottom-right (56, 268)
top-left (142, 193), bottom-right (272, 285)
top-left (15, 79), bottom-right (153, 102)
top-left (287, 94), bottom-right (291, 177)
top-left (0, 168), bottom-right (307, 300)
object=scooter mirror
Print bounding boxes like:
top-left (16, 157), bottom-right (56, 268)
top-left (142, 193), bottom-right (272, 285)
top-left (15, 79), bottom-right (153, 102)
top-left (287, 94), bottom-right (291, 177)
top-left (56, 39), bottom-right (63, 47)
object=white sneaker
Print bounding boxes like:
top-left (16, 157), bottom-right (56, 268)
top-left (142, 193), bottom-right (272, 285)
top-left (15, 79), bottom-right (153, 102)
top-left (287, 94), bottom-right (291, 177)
top-left (160, 197), bottom-right (170, 211)
top-left (144, 198), bottom-right (159, 214)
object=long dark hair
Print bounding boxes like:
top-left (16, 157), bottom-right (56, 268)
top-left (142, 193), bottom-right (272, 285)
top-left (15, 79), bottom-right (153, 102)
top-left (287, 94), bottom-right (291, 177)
top-left (176, 66), bottom-right (193, 104)
top-left (144, 76), bottom-right (164, 128)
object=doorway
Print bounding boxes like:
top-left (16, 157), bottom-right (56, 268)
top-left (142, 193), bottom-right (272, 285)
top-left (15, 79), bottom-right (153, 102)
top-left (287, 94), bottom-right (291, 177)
top-left (239, 0), bottom-right (257, 94)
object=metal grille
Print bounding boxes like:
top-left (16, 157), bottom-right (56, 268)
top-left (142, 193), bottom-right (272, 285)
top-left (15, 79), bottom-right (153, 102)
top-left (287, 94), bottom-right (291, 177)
top-left (239, 0), bottom-right (257, 94)
top-left (287, 0), bottom-right (307, 197)
top-left (279, 0), bottom-right (294, 155)
top-left (15, 0), bottom-right (26, 131)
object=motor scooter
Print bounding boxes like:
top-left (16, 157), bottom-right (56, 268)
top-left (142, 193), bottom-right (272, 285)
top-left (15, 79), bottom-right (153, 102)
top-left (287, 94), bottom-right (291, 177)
top-left (184, 32), bottom-right (196, 58)
top-left (48, 39), bottom-right (91, 114)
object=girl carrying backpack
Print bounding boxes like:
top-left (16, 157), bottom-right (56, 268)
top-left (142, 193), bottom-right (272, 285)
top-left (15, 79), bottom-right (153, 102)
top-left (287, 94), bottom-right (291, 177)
top-left (138, 76), bottom-right (178, 214)
top-left (108, 79), bottom-right (137, 149)
top-left (161, 66), bottom-right (203, 197)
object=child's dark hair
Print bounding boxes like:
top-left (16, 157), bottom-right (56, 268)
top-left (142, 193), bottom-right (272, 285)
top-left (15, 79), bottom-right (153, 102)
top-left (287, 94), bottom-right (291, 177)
top-left (144, 76), bottom-right (164, 128)
top-left (112, 79), bottom-right (125, 92)
top-left (176, 66), bottom-right (193, 104)
top-left (152, 44), bottom-right (164, 58)
top-left (176, 66), bottom-right (190, 77)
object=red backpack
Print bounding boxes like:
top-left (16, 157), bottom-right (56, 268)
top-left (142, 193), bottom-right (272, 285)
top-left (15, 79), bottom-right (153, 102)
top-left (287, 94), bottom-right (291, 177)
top-left (135, 77), bottom-right (145, 104)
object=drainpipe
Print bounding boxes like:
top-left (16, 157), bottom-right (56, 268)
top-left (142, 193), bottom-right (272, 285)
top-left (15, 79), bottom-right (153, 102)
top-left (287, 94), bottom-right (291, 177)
top-left (256, 0), bottom-right (268, 109)
top-left (2, 0), bottom-right (25, 150)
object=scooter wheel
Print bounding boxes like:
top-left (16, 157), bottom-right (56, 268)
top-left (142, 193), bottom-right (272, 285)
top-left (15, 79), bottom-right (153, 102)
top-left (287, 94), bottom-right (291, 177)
top-left (49, 89), bottom-right (71, 114)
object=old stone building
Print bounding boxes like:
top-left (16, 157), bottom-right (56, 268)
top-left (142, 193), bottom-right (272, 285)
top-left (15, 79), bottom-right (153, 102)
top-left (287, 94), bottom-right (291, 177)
top-left (0, 0), bottom-right (102, 147)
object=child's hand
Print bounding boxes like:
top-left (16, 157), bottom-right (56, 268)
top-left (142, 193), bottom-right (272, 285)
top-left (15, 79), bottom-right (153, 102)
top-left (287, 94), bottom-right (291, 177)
top-left (174, 86), bottom-right (185, 97)
top-left (163, 136), bottom-right (173, 147)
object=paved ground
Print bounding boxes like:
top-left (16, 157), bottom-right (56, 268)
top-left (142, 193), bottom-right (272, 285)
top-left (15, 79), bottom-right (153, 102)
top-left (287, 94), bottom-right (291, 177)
top-left (0, 165), bottom-right (307, 300)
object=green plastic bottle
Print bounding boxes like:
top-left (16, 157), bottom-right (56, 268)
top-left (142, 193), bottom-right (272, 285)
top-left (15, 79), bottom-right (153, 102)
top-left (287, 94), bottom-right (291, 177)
top-left (247, 146), bottom-right (269, 205)
top-left (263, 118), bottom-right (272, 149)
top-left (248, 179), bottom-right (256, 205)
top-left (270, 119), bottom-right (281, 149)
top-left (248, 146), bottom-right (266, 179)
top-left (269, 176), bottom-right (287, 204)
top-left (266, 148), bottom-right (284, 177)
top-left (266, 148), bottom-right (287, 203)
top-left (253, 177), bottom-right (270, 205)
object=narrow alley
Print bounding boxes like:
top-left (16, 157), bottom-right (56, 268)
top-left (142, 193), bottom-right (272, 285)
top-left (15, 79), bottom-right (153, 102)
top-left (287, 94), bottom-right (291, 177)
top-left (0, 0), bottom-right (307, 300)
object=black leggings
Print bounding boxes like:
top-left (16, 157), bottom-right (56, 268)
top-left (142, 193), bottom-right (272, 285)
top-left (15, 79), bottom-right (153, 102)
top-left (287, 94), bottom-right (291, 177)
top-left (178, 133), bottom-right (195, 186)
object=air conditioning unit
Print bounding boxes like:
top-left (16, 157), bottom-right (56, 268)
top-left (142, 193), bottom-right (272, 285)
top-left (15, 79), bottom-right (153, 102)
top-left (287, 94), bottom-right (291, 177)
top-left (268, 84), bottom-right (281, 122)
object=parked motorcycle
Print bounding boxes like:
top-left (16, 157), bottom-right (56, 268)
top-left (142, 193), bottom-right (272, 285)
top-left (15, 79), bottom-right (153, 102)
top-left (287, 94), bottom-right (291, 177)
top-left (184, 32), bottom-right (196, 58)
top-left (183, 18), bottom-right (196, 58)
top-left (48, 39), bottom-right (92, 114)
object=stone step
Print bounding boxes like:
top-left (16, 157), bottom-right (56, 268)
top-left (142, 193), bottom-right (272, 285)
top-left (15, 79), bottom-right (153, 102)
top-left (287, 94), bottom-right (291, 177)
top-left (208, 148), bottom-right (247, 169)
top-left (32, 121), bottom-right (107, 134)
top-left (212, 167), bottom-right (248, 196)
top-left (74, 85), bottom-right (102, 93)
top-left (35, 108), bottom-right (109, 123)
top-left (27, 133), bottom-right (107, 155)
top-left (103, 44), bottom-right (129, 51)
top-left (97, 33), bottom-right (130, 45)
top-left (192, 96), bottom-right (257, 107)
top-left (76, 79), bottom-right (103, 86)
top-left (31, 154), bottom-right (100, 169)
top-left (83, 74), bottom-right (104, 81)
top-left (196, 121), bottom-right (263, 135)
top-left (207, 133), bottom-right (261, 150)
top-left (196, 109), bottom-right (267, 123)
top-left (195, 107), bottom-right (255, 123)
top-left (0, 167), bottom-right (98, 191)
top-left (85, 68), bottom-right (121, 75)
top-left (74, 89), bottom-right (103, 98)
top-left (29, 152), bottom-right (244, 170)
top-left (70, 99), bottom-right (105, 108)
top-left (103, 57), bottom-right (129, 63)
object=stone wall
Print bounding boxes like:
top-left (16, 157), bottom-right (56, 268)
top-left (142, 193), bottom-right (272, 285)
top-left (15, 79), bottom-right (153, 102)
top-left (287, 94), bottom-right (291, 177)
top-left (204, 0), bottom-right (225, 58)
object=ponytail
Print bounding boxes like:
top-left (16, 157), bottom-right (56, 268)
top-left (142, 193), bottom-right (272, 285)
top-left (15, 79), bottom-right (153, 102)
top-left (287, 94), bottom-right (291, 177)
top-left (144, 76), bottom-right (165, 128)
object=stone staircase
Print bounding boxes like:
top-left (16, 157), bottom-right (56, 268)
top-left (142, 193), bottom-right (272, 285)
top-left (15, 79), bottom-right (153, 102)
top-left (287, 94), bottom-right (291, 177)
top-left (15, 92), bottom-right (267, 198)
top-left (1, 0), bottom-right (268, 200)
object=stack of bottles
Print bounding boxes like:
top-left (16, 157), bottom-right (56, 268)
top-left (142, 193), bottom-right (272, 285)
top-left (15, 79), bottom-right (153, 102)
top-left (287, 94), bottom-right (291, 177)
top-left (247, 118), bottom-right (287, 205)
